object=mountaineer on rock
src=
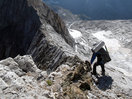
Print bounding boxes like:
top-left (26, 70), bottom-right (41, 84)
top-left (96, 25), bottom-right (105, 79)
top-left (90, 41), bottom-right (111, 75)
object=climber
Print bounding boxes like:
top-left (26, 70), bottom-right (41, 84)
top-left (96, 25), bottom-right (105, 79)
top-left (90, 41), bottom-right (111, 75)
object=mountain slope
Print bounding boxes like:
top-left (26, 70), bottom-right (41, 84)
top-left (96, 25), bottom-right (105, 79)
top-left (0, 0), bottom-right (75, 70)
top-left (66, 19), bottom-right (132, 98)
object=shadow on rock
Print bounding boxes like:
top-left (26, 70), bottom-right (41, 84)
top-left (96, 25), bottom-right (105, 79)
top-left (97, 75), bottom-right (113, 91)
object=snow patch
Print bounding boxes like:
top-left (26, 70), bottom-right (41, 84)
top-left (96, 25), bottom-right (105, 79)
top-left (69, 29), bottom-right (83, 52)
top-left (69, 29), bottom-right (82, 39)
top-left (69, 29), bottom-right (91, 53)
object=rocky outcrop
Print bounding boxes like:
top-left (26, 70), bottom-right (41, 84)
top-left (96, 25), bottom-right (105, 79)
top-left (0, 55), bottom-right (92, 99)
top-left (59, 57), bottom-right (92, 99)
top-left (0, 54), bottom-right (131, 99)
top-left (0, 55), bottom-right (52, 98)
top-left (0, 0), bottom-right (75, 70)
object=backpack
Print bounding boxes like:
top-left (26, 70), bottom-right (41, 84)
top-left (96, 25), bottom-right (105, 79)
top-left (92, 41), bottom-right (105, 53)
top-left (98, 46), bottom-right (111, 64)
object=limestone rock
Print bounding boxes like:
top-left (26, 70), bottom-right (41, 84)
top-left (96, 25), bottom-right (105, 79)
top-left (0, 0), bottom-right (75, 70)
top-left (0, 55), bottom-right (52, 98)
top-left (14, 55), bottom-right (40, 73)
top-left (0, 58), bottom-right (25, 77)
top-left (56, 57), bottom-right (92, 99)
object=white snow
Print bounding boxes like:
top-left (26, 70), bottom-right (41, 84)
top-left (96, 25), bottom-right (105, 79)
top-left (69, 29), bottom-right (82, 39)
top-left (68, 29), bottom-right (83, 52)
top-left (69, 29), bottom-right (91, 53)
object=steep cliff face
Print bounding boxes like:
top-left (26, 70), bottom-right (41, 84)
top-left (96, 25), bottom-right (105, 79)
top-left (0, 0), bottom-right (75, 70)
top-left (0, 0), bottom-right (41, 59)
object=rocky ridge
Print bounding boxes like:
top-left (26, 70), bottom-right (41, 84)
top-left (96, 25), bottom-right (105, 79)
top-left (0, 0), bottom-right (75, 70)
top-left (0, 55), bottom-right (92, 99)
top-left (0, 1), bottom-right (94, 98)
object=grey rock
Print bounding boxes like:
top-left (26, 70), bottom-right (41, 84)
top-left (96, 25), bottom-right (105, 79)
top-left (41, 71), bottom-right (48, 78)
top-left (0, 78), bottom-right (8, 89)
top-left (14, 55), bottom-right (37, 73)
top-left (0, 57), bottom-right (25, 76)
top-left (0, 55), bottom-right (51, 98)
top-left (0, 0), bottom-right (75, 70)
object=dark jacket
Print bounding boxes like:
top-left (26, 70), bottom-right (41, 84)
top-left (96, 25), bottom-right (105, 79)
top-left (90, 48), bottom-right (104, 64)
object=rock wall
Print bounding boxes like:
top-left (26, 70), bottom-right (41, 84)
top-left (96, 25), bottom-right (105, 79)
top-left (27, 30), bottom-right (66, 70)
top-left (0, 0), bottom-right (41, 59)
top-left (0, 0), bottom-right (75, 70)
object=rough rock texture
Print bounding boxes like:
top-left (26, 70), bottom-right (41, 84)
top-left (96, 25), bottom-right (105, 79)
top-left (64, 19), bottom-right (132, 98)
top-left (42, 55), bottom-right (92, 99)
top-left (47, 5), bottom-right (80, 25)
top-left (59, 58), bottom-right (92, 99)
top-left (0, 0), bottom-right (75, 70)
top-left (0, 55), bottom-right (93, 99)
top-left (0, 0), bottom-right (41, 59)
top-left (0, 55), bottom-right (49, 98)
